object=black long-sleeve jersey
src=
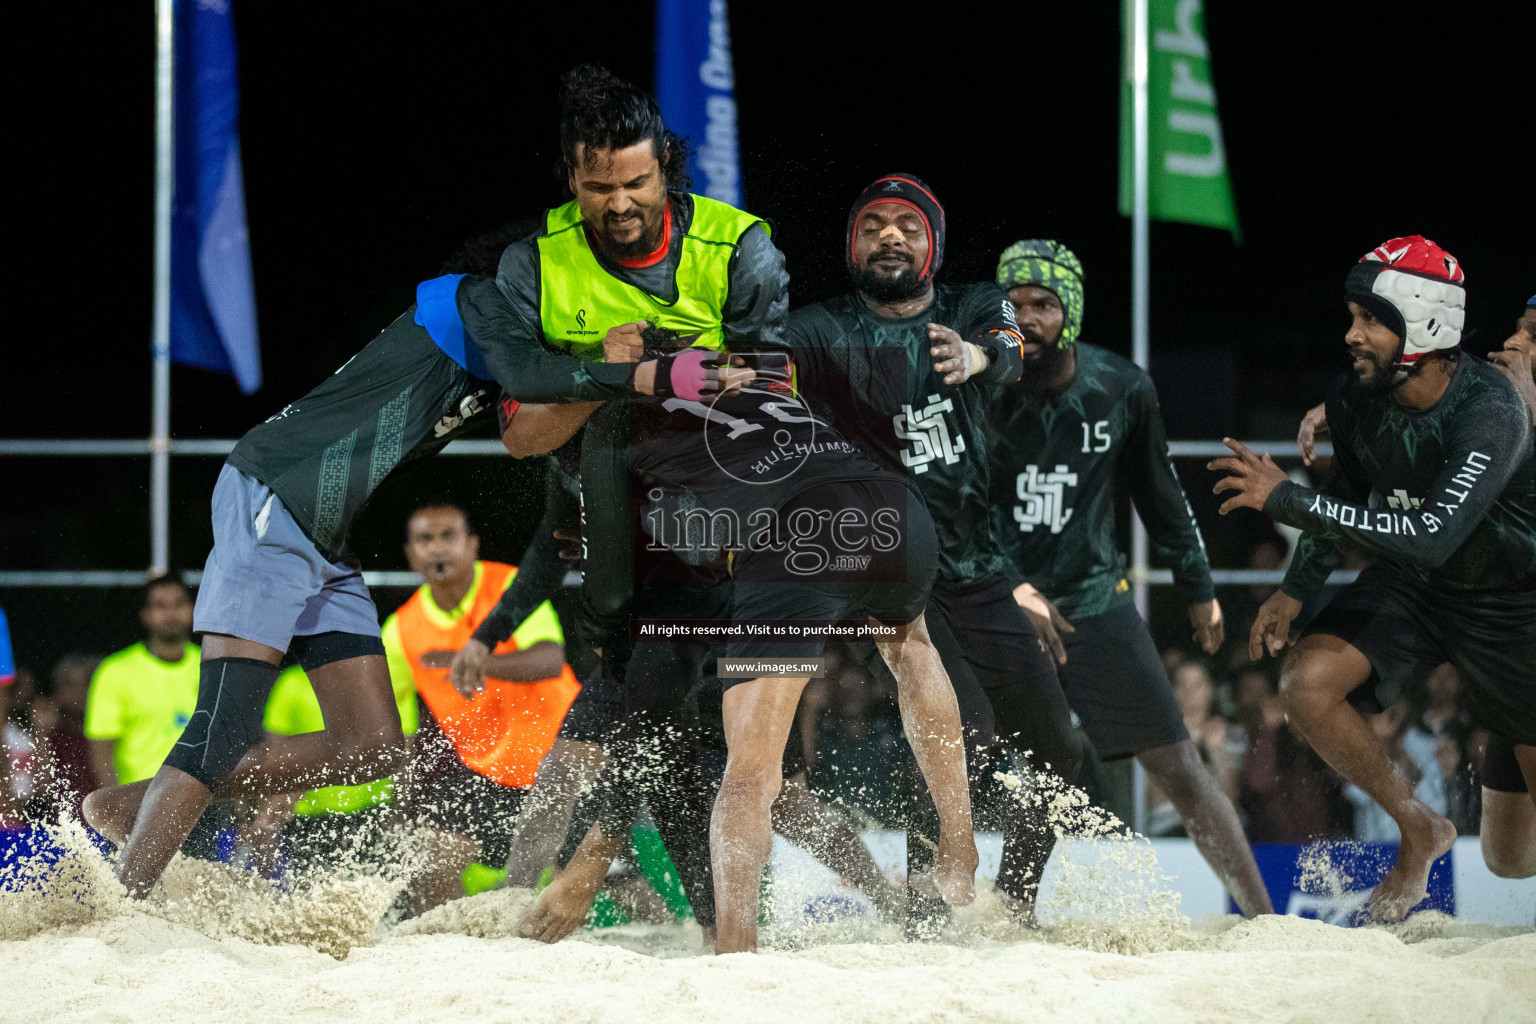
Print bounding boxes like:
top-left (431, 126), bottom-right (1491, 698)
top-left (1278, 356), bottom-right (1536, 600)
top-left (473, 459), bottom-right (581, 649)
top-left (787, 283), bottom-right (1024, 582)
top-left (227, 313), bottom-right (494, 559)
top-left (986, 343), bottom-right (1214, 618)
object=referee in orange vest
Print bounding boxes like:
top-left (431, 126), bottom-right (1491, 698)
top-left (386, 499), bottom-right (580, 914)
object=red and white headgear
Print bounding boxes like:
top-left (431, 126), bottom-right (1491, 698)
top-left (1344, 236), bottom-right (1466, 368)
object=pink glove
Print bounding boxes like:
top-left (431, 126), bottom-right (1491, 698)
top-left (654, 348), bottom-right (715, 402)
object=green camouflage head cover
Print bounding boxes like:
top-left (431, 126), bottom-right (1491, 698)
top-left (996, 239), bottom-right (1084, 347)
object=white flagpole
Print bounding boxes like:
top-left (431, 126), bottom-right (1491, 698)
top-left (151, 0), bottom-right (174, 576)
top-left (1130, 0), bottom-right (1151, 836)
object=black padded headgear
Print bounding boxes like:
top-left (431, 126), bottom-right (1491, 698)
top-left (846, 173), bottom-right (946, 285)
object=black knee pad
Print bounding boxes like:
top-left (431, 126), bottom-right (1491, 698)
top-left (162, 657), bottom-right (280, 789)
top-left (289, 630), bottom-right (384, 672)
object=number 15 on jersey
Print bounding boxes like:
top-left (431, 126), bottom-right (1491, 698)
top-left (1081, 420), bottom-right (1111, 453)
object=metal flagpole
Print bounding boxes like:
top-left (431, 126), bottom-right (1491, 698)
top-left (1129, 0), bottom-right (1151, 835)
top-left (151, 0), bottom-right (174, 576)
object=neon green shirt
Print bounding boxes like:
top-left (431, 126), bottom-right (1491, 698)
top-left (262, 663), bottom-right (419, 816)
top-left (83, 642), bottom-right (201, 784)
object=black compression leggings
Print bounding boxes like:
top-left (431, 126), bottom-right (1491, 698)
top-left (576, 401), bottom-right (633, 646)
top-left (906, 588), bottom-right (1084, 920)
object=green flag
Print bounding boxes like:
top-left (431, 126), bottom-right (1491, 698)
top-left (1119, 0), bottom-right (1240, 239)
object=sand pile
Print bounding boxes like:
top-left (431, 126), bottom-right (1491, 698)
top-left (5, 903), bottom-right (1531, 1024)
top-left (152, 857), bottom-right (397, 959)
top-left (391, 886), bottom-right (539, 939)
top-left (4, 800), bottom-right (1532, 1023)
top-left (0, 819), bottom-right (411, 959)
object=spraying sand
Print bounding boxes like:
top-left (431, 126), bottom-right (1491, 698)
top-left (5, 891), bottom-right (1531, 1024)
top-left (4, 783), bottom-right (1532, 1023)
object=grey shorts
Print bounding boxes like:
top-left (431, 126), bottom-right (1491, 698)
top-left (193, 464), bottom-right (380, 652)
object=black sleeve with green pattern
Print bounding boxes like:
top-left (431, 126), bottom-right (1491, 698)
top-left (959, 282), bottom-right (1024, 388)
top-left (458, 268), bottom-right (635, 404)
top-left (988, 500), bottom-right (1028, 590)
top-left (1266, 386), bottom-right (1531, 572)
top-left (574, 401), bottom-right (634, 646)
top-left (722, 223), bottom-right (790, 351)
top-left (1279, 393), bottom-right (1359, 602)
top-left (786, 305), bottom-right (838, 397)
top-left (1122, 371), bottom-right (1215, 606)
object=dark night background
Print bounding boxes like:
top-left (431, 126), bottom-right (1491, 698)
top-left (3, 0), bottom-right (1532, 670)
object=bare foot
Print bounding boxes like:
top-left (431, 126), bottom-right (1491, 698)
top-left (935, 832), bottom-right (979, 907)
top-left (517, 870), bottom-right (603, 943)
top-left (81, 791), bottom-right (125, 844)
top-left (867, 877), bottom-right (907, 921)
top-left (1368, 805), bottom-right (1456, 923)
top-left (81, 783), bottom-right (150, 845)
top-left (997, 889), bottom-right (1040, 929)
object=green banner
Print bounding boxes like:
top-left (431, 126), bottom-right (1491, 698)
top-left (1119, 0), bottom-right (1240, 239)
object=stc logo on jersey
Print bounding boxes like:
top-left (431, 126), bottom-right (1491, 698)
top-left (894, 394), bottom-right (966, 474)
top-left (1014, 464), bottom-right (1078, 534)
top-left (1385, 489), bottom-right (1423, 510)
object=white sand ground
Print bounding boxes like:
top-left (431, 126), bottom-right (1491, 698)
top-left (6, 901), bottom-right (1533, 1024)
top-left (4, 833), bottom-right (1532, 1024)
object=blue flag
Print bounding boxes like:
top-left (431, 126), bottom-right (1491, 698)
top-left (170, 0), bottom-right (260, 394)
top-left (655, 0), bottom-right (742, 208)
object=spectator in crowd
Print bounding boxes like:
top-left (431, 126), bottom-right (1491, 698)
top-left (384, 500), bottom-right (579, 915)
top-left (83, 576), bottom-right (200, 787)
top-left (1344, 699), bottom-right (1448, 843)
top-left (1222, 529), bottom-right (1289, 653)
top-left (1147, 659), bottom-right (1245, 835)
top-left (1235, 666), bottom-right (1348, 842)
top-left (1, 607), bottom-right (22, 827)
top-left (27, 653), bottom-right (101, 822)
top-left (1411, 663), bottom-right (1481, 834)
top-left (1160, 646), bottom-right (1187, 680)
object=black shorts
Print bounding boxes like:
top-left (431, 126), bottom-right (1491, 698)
top-left (1304, 567), bottom-right (1536, 745)
top-left (927, 574), bottom-right (1076, 759)
top-left (413, 726), bottom-right (526, 865)
top-left (726, 478), bottom-right (936, 666)
top-left (1483, 733), bottom-right (1529, 794)
top-left (557, 665), bottom-right (621, 743)
top-left (1054, 599), bottom-right (1189, 759)
top-left (624, 578), bottom-right (732, 716)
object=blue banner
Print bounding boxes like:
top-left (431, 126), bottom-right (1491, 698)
top-left (655, 0), bottom-right (742, 208)
top-left (0, 607), bottom-right (13, 686)
top-left (1238, 842), bottom-right (1455, 924)
top-left (171, 0), bottom-right (261, 394)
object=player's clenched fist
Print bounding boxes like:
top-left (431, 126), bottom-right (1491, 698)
top-left (601, 322), bottom-right (647, 363)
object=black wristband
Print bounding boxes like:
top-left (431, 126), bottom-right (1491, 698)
top-left (974, 330), bottom-right (1023, 386)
